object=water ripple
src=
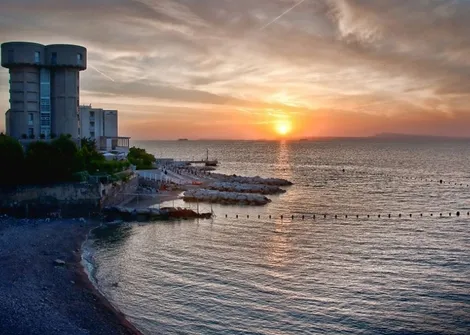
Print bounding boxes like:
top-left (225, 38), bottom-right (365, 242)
top-left (90, 140), bottom-right (470, 334)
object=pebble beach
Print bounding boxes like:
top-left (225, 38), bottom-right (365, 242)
top-left (0, 217), bottom-right (142, 335)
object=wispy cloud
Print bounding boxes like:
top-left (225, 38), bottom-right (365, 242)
top-left (1, 0), bottom-right (470, 138)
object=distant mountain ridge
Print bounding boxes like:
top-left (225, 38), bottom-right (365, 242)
top-left (373, 133), bottom-right (470, 139)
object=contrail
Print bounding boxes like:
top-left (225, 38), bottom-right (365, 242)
top-left (259, 0), bottom-right (308, 31)
top-left (89, 64), bottom-right (116, 82)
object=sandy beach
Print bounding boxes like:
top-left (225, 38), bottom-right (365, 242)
top-left (0, 217), bottom-right (142, 335)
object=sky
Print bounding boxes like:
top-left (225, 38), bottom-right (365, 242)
top-left (1, 0), bottom-right (470, 140)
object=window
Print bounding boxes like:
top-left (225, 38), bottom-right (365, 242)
top-left (90, 122), bottom-right (95, 128)
top-left (90, 111), bottom-right (94, 117)
top-left (90, 131), bottom-right (95, 138)
top-left (40, 99), bottom-right (50, 108)
top-left (77, 53), bottom-right (83, 65)
top-left (51, 52), bottom-right (57, 65)
top-left (8, 50), bottom-right (14, 62)
top-left (34, 51), bottom-right (40, 63)
top-left (28, 128), bottom-right (34, 137)
top-left (28, 113), bottom-right (34, 125)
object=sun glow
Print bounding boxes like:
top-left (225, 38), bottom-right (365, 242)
top-left (275, 120), bottom-right (292, 136)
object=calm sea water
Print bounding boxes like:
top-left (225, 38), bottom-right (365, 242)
top-left (86, 139), bottom-right (470, 334)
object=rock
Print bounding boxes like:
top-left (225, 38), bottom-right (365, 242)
top-left (208, 173), bottom-right (293, 186)
top-left (183, 189), bottom-right (271, 206)
top-left (150, 208), bottom-right (161, 216)
top-left (206, 181), bottom-right (286, 194)
top-left (136, 208), bottom-right (150, 215)
top-left (53, 259), bottom-right (66, 266)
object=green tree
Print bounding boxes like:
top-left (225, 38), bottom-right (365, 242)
top-left (80, 137), bottom-right (96, 152)
top-left (25, 141), bottom-right (58, 184)
top-left (0, 134), bottom-right (24, 187)
top-left (77, 138), bottom-right (106, 174)
top-left (25, 135), bottom-right (80, 184)
top-left (50, 135), bottom-right (80, 180)
top-left (127, 146), bottom-right (156, 169)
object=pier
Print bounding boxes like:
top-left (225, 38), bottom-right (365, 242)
top-left (186, 159), bottom-right (218, 166)
top-left (186, 149), bottom-right (218, 166)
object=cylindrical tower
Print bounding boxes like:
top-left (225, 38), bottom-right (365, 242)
top-left (46, 44), bottom-right (87, 138)
top-left (1, 42), bottom-right (45, 139)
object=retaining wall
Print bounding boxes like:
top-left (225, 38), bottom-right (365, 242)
top-left (100, 175), bottom-right (138, 207)
top-left (0, 176), bottom-right (138, 218)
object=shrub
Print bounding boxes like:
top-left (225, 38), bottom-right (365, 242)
top-left (0, 134), bottom-right (140, 186)
top-left (127, 147), bottom-right (155, 170)
top-left (25, 140), bottom-right (59, 184)
top-left (72, 171), bottom-right (90, 182)
top-left (0, 134), bottom-right (24, 187)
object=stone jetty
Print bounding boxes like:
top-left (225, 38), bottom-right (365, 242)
top-left (183, 189), bottom-right (271, 206)
top-left (210, 173), bottom-right (293, 186)
top-left (103, 206), bottom-right (212, 221)
top-left (206, 181), bottom-right (286, 195)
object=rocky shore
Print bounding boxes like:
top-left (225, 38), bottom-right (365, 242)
top-left (102, 206), bottom-right (213, 221)
top-left (206, 181), bottom-right (286, 195)
top-left (209, 173), bottom-right (293, 186)
top-left (0, 217), bottom-right (142, 335)
top-left (183, 189), bottom-right (272, 206)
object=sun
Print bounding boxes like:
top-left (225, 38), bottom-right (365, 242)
top-left (275, 120), bottom-right (292, 136)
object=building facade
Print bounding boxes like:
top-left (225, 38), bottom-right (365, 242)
top-left (79, 105), bottom-right (118, 139)
top-left (79, 105), bottom-right (129, 152)
top-left (1, 42), bottom-right (87, 139)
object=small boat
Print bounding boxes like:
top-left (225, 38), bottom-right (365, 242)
top-left (178, 138), bottom-right (189, 141)
top-left (204, 148), bottom-right (218, 166)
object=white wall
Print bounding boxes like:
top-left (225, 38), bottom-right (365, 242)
top-left (104, 110), bottom-right (118, 137)
top-left (79, 106), bottom-right (104, 139)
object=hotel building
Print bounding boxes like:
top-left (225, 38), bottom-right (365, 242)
top-left (79, 105), bottom-right (129, 152)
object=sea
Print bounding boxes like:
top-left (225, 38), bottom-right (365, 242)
top-left (84, 139), bottom-right (470, 335)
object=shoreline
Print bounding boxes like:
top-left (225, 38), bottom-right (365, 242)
top-left (0, 217), bottom-right (143, 335)
top-left (78, 190), bottom-right (187, 335)
top-left (78, 224), bottom-right (143, 335)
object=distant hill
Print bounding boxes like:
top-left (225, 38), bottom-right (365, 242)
top-left (373, 133), bottom-right (470, 140)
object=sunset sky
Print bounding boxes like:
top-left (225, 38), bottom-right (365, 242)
top-left (1, 0), bottom-right (470, 140)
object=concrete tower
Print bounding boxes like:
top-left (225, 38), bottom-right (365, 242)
top-left (1, 42), bottom-right (87, 139)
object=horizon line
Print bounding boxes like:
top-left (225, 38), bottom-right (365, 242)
top-left (130, 134), bottom-right (470, 141)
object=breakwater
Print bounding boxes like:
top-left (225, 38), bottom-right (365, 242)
top-left (209, 173), bottom-right (293, 186)
top-left (206, 181), bottom-right (286, 195)
top-left (103, 206), bottom-right (212, 221)
top-left (183, 189), bottom-right (272, 206)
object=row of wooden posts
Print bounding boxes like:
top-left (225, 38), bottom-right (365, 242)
top-left (224, 212), bottom-right (468, 220)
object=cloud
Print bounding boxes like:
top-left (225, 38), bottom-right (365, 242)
top-left (1, 0), bottom-right (470, 138)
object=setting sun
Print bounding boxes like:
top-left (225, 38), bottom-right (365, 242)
top-left (275, 120), bottom-right (292, 136)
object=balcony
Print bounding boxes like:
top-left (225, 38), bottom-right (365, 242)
top-left (98, 136), bottom-right (131, 152)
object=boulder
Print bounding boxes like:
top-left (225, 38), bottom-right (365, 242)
top-left (53, 259), bottom-right (66, 266)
